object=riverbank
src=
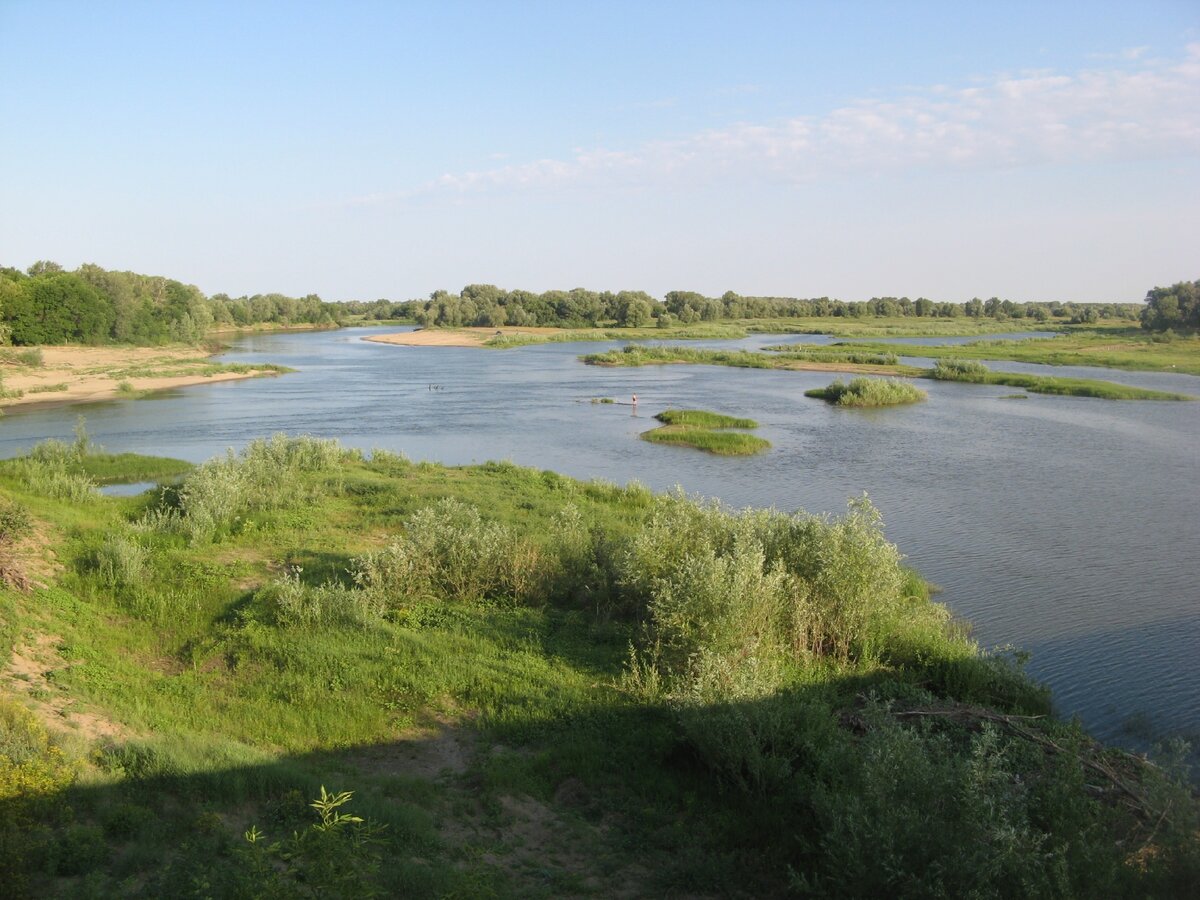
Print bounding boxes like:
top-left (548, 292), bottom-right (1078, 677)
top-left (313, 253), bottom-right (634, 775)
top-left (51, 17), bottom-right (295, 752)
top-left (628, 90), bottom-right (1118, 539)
top-left (0, 345), bottom-right (289, 412)
top-left (1, 437), bottom-right (1195, 896)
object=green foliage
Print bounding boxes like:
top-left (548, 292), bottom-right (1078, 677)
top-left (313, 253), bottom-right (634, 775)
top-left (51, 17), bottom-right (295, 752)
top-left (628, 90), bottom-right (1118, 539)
top-left (931, 357), bottom-right (991, 381)
top-left (642, 427), bottom-right (770, 455)
top-left (2, 446), bottom-right (1197, 896)
top-left (143, 434), bottom-right (350, 542)
top-left (351, 498), bottom-right (544, 606)
top-left (1141, 279), bottom-right (1199, 332)
top-left (806, 377), bottom-right (927, 407)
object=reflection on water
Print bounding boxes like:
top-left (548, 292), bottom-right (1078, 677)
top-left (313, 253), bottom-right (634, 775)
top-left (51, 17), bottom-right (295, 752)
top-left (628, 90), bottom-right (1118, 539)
top-left (2, 327), bottom-right (1198, 753)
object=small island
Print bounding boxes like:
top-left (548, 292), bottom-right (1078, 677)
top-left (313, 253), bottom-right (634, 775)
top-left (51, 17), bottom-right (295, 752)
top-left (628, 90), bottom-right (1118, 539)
top-left (640, 408), bottom-right (770, 455)
top-left (805, 377), bottom-right (928, 407)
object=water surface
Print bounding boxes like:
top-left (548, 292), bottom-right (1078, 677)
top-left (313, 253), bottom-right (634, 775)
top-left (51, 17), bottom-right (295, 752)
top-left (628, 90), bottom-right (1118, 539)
top-left (3, 327), bottom-right (1197, 754)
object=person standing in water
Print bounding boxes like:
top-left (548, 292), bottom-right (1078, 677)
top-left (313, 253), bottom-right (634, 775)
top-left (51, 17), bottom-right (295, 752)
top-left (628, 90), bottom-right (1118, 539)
top-left (632, 393), bottom-right (638, 406)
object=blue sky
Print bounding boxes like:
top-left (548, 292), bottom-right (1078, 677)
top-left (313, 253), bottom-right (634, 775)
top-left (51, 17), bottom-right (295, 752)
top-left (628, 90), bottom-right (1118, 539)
top-left (2, 1), bottom-right (1197, 301)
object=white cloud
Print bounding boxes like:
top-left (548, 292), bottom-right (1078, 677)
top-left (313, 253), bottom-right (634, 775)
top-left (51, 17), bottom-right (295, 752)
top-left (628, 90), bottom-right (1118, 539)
top-left (355, 44), bottom-right (1200, 204)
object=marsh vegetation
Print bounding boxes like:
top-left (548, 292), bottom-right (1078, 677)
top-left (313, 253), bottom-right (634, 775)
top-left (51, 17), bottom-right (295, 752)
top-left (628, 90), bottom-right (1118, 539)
top-left (805, 378), bottom-right (928, 407)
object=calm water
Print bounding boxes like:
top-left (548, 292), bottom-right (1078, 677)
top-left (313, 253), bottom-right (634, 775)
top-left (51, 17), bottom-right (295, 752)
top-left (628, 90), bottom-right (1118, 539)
top-left (3, 327), bottom-right (1198, 754)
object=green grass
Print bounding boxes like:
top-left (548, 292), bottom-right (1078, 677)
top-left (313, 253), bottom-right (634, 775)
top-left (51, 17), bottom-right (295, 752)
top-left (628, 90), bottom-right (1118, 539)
top-left (838, 326), bottom-right (1200, 374)
top-left (583, 344), bottom-right (921, 376)
top-left (640, 408), bottom-right (768, 455)
top-left (0, 348), bottom-right (45, 367)
top-left (760, 344), bottom-right (901, 365)
top-left (25, 383), bottom-right (69, 394)
top-left (739, 316), bottom-right (1058, 338)
top-left (642, 427), bottom-right (770, 455)
top-left (483, 323), bottom-right (746, 348)
top-left (806, 377), bottom-right (928, 407)
top-left (929, 359), bottom-right (1196, 401)
top-left (653, 409), bottom-right (758, 429)
top-left (1, 438), bottom-right (1196, 897)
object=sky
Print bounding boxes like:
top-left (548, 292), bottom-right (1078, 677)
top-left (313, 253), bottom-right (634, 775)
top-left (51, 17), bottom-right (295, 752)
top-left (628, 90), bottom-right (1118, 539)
top-left (1, 1), bottom-right (1198, 303)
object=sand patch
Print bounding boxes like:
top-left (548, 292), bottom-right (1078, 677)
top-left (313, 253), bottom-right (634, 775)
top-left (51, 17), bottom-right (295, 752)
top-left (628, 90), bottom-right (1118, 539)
top-left (365, 327), bottom-right (562, 348)
top-left (2, 633), bottom-right (133, 743)
top-left (1, 344), bottom-right (285, 411)
top-left (347, 715), bottom-right (475, 780)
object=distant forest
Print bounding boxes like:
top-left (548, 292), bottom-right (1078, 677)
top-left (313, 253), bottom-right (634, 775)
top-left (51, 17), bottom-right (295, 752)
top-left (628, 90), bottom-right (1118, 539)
top-left (0, 261), bottom-right (338, 346)
top-left (342, 285), bottom-right (1141, 329)
top-left (1, 260), bottom-right (1177, 347)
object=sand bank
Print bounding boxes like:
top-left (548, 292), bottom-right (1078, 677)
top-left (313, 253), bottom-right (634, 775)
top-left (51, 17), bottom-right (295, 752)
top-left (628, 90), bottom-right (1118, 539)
top-left (1, 345), bottom-right (286, 412)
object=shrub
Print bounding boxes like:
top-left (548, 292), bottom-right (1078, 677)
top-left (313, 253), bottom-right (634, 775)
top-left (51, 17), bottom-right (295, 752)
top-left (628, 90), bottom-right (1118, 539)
top-left (259, 568), bottom-right (386, 628)
top-left (805, 377), bottom-right (927, 407)
top-left (352, 498), bottom-right (544, 606)
top-left (931, 358), bottom-right (991, 382)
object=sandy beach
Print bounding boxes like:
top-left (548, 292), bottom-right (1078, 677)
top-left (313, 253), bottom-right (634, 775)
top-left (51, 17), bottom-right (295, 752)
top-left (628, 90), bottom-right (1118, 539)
top-left (363, 327), bottom-right (563, 348)
top-left (0, 345), bottom-right (285, 411)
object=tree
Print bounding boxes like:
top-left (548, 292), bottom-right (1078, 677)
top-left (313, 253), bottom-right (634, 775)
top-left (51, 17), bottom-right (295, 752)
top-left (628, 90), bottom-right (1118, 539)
top-left (6, 273), bottom-right (113, 344)
top-left (1141, 280), bottom-right (1199, 331)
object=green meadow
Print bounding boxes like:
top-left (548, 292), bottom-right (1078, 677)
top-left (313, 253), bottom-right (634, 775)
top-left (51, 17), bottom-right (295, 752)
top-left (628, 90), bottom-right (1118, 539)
top-left (1, 433), bottom-right (1196, 897)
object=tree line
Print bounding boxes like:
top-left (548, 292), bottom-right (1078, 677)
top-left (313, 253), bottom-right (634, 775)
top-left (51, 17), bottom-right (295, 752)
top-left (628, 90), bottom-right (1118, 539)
top-left (0, 261), bottom-right (339, 346)
top-left (343, 284), bottom-right (1141, 329)
top-left (2, 259), bottom-right (1169, 346)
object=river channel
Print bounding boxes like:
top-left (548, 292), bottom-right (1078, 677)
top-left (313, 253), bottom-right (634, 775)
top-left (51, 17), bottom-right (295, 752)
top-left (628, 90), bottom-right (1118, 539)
top-left (2, 327), bottom-right (1198, 757)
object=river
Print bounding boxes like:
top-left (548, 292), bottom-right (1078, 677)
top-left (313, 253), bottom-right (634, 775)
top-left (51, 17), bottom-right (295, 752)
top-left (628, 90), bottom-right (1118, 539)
top-left (2, 326), bottom-right (1198, 757)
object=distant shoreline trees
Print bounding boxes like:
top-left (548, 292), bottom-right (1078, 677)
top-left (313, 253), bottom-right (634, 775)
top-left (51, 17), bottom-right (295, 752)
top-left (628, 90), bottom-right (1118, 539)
top-left (1, 260), bottom-right (1161, 347)
top-left (0, 261), bottom-right (339, 346)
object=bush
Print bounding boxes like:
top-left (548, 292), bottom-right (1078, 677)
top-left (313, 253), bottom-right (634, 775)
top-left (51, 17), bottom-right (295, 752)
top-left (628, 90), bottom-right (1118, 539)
top-left (259, 568), bottom-right (386, 628)
top-left (805, 377), bottom-right (927, 407)
top-left (352, 498), bottom-right (544, 606)
top-left (931, 358), bottom-right (991, 382)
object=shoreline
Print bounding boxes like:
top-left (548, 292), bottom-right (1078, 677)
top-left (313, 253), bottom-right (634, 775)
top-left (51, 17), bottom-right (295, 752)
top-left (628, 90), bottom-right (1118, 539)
top-left (0, 345), bottom-right (287, 413)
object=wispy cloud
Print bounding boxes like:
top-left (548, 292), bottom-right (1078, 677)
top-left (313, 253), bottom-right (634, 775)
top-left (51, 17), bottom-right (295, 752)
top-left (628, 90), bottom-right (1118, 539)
top-left (353, 44), bottom-right (1200, 205)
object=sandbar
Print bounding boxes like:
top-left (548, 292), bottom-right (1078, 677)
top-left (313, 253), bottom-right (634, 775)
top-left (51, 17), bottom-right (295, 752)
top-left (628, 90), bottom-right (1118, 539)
top-left (1, 345), bottom-right (285, 412)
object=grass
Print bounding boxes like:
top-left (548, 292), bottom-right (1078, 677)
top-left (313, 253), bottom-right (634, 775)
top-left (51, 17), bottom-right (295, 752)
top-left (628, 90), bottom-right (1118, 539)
top-left (738, 315), bottom-right (1059, 338)
top-left (583, 345), bottom-right (921, 376)
top-left (806, 377), bottom-right (928, 407)
top-left (25, 383), bottom-right (69, 394)
top-left (0, 348), bottom-right (45, 367)
top-left (482, 323), bottom-right (746, 348)
top-left (837, 325), bottom-right (1200, 374)
top-left (640, 408), bottom-right (769, 455)
top-left (929, 359), bottom-right (1197, 401)
top-left (760, 344), bottom-right (901, 365)
top-left (0, 437), bottom-right (1197, 897)
top-left (653, 409), bottom-right (758, 429)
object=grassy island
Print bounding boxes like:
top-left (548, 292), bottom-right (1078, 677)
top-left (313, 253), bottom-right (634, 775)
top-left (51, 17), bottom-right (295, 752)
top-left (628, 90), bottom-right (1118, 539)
top-left (583, 344), bottom-right (920, 376)
top-left (640, 409), bottom-right (769, 455)
top-left (930, 358), bottom-right (1196, 400)
top-left (0, 434), bottom-right (1197, 897)
top-left (806, 377), bottom-right (928, 407)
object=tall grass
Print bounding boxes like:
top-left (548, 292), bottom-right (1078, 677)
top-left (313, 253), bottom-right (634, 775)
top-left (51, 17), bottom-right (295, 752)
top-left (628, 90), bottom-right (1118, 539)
top-left (142, 434), bottom-right (353, 542)
top-left (805, 377), bottom-right (927, 407)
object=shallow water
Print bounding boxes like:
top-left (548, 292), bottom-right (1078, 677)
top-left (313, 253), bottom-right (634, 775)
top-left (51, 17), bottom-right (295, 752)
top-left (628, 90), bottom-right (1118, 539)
top-left (3, 327), bottom-right (1198, 753)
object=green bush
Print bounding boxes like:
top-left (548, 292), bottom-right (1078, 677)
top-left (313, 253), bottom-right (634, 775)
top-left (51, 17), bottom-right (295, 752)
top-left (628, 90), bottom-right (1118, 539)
top-left (932, 357), bottom-right (991, 382)
top-left (352, 498), bottom-right (544, 606)
top-left (805, 377), bottom-right (927, 407)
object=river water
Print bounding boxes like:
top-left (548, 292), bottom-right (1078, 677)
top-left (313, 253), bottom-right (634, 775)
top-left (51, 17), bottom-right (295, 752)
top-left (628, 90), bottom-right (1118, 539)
top-left (3, 327), bottom-right (1198, 755)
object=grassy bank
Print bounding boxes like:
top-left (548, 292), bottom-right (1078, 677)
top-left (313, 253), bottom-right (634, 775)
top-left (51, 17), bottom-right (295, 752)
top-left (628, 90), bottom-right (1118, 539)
top-left (740, 316), bottom-right (1060, 338)
top-left (930, 359), bottom-right (1196, 401)
top-left (583, 344), bottom-right (921, 376)
top-left (838, 326), bottom-right (1200, 375)
top-left (582, 346), bottom-right (1194, 401)
top-left (484, 323), bottom-right (746, 347)
top-left (806, 378), bottom-right (928, 407)
top-left (1, 436), bottom-right (1197, 897)
top-left (640, 409), bottom-right (769, 455)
